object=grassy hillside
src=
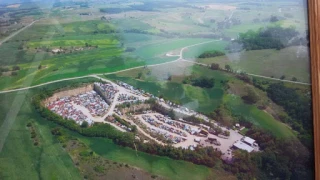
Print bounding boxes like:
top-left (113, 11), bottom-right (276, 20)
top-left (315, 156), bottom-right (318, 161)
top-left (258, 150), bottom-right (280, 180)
top-left (197, 47), bottom-right (310, 83)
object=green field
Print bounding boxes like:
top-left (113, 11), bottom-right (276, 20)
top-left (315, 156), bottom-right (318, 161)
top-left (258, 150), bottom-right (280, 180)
top-left (78, 137), bottom-right (214, 180)
top-left (0, 79), bottom-right (99, 180)
top-left (197, 47), bottom-right (310, 83)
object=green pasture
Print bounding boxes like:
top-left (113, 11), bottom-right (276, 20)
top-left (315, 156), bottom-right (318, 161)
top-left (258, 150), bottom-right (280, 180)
top-left (223, 94), bottom-right (295, 138)
top-left (197, 47), bottom-right (310, 83)
top-left (78, 137), bottom-right (214, 180)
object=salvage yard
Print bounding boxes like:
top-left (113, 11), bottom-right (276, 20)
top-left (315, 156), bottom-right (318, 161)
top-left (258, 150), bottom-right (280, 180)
top-left (45, 79), bottom-right (259, 158)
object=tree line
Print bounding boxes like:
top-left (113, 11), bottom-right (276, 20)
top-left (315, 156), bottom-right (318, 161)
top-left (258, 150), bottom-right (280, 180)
top-left (198, 50), bottom-right (225, 58)
top-left (183, 76), bottom-right (215, 88)
top-left (223, 125), bottom-right (314, 180)
top-left (266, 83), bottom-right (313, 148)
top-left (225, 26), bottom-right (302, 52)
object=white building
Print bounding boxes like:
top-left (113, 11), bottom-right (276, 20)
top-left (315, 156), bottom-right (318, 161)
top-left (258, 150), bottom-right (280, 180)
top-left (243, 136), bottom-right (256, 146)
top-left (233, 141), bottom-right (254, 153)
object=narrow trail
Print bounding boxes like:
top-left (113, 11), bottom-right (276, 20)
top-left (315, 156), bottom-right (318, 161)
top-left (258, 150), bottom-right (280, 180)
top-left (0, 20), bottom-right (37, 46)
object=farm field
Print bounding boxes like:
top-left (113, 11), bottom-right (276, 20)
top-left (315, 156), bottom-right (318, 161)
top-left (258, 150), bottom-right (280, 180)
top-left (0, 78), bottom-right (234, 180)
top-left (197, 47), bottom-right (311, 83)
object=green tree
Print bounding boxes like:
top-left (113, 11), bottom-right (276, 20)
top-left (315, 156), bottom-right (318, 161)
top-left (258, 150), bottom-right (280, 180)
top-left (81, 121), bottom-right (89, 128)
top-left (211, 63), bottom-right (220, 70)
top-left (12, 65), bottom-right (20, 71)
top-left (137, 72), bottom-right (143, 79)
top-left (11, 71), bottom-right (18, 76)
top-left (225, 64), bottom-right (231, 71)
top-left (242, 87), bottom-right (260, 104)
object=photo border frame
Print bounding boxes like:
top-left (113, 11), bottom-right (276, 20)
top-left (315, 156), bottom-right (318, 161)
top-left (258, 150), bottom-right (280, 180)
top-left (308, 0), bottom-right (319, 179)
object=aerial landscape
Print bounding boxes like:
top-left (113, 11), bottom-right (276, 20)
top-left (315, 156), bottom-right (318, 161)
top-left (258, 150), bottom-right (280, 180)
top-left (0, 0), bottom-right (314, 180)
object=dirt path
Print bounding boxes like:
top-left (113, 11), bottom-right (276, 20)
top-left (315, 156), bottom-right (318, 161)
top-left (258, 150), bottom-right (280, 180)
top-left (0, 20), bottom-right (37, 46)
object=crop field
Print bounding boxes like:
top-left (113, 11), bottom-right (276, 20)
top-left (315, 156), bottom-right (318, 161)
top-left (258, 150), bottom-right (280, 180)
top-left (197, 46), bottom-right (311, 83)
top-left (0, 78), bottom-right (234, 180)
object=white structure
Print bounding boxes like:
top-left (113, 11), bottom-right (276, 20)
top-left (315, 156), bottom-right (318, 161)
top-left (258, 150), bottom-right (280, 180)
top-left (233, 141), bottom-right (254, 153)
top-left (243, 136), bottom-right (255, 146)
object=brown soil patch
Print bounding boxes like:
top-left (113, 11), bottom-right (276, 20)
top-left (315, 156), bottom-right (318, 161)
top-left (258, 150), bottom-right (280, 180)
top-left (44, 84), bottom-right (93, 104)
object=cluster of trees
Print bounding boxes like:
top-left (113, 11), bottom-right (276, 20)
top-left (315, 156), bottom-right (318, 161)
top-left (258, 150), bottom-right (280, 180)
top-left (224, 126), bottom-right (314, 180)
top-left (266, 83), bottom-right (313, 148)
top-left (183, 76), bottom-right (215, 88)
top-left (242, 86), bottom-right (260, 104)
top-left (198, 50), bottom-right (225, 58)
top-left (226, 26), bottom-right (300, 52)
top-left (33, 90), bottom-right (222, 168)
top-left (113, 115), bottom-right (137, 133)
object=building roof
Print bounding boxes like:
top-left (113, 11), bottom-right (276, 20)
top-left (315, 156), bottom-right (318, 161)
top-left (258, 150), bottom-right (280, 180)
top-left (243, 136), bottom-right (255, 145)
top-left (233, 141), bottom-right (254, 153)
